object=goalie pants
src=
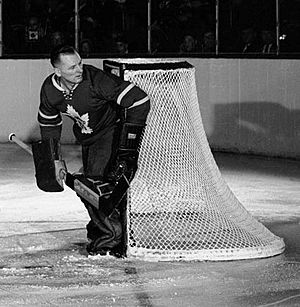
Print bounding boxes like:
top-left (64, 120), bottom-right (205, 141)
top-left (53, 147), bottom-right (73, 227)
top-left (80, 126), bottom-right (125, 255)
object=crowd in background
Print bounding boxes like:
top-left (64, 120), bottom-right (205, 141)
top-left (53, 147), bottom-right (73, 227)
top-left (2, 0), bottom-right (300, 57)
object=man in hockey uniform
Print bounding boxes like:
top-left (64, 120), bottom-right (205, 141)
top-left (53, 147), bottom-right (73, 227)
top-left (37, 45), bottom-right (150, 256)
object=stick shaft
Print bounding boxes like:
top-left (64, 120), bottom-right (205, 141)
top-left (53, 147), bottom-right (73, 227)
top-left (8, 133), bottom-right (33, 155)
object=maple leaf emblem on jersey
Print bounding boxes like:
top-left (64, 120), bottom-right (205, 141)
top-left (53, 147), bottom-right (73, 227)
top-left (65, 105), bottom-right (93, 134)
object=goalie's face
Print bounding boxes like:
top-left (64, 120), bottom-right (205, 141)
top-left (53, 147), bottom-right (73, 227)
top-left (54, 51), bottom-right (83, 86)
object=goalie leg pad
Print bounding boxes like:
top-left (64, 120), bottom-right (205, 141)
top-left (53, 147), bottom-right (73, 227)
top-left (32, 139), bottom-right (66, 192)
top-left (85, 204), bottom-right (123, 256)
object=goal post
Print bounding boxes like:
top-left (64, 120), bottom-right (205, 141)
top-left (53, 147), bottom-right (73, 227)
top-left (103, 59), bottom-right (285, 261)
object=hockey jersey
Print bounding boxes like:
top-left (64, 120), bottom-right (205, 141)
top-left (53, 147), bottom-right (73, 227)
top-left (38, 64), bottom-right (150, 144)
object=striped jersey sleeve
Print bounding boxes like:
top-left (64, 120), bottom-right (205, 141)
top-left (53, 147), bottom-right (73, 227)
top-left (116, 82), bottom-right (150, 124)
top-left (94, 71), bottom-right (150, 124)
top-left (38, 85), bottom-right (62, 139)
top-left (38, 88), bottom-right (62, 127)
top-left (95, 71), bottom-right (150, 109)
top-left (116, 82), bottom-right (150, 110)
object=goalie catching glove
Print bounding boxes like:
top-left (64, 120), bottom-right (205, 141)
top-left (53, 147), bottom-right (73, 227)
top-left (107, 122), bottom-right (145, 184)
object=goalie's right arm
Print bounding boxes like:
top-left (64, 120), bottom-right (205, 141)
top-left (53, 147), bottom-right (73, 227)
top-left (38, 84), bottom-right (63, 141)
top-left (34, 82), bottom-right (66, 192)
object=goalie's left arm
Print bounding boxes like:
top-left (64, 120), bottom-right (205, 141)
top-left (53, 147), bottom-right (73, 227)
top-left (92, 70), bottom-right (150, 181)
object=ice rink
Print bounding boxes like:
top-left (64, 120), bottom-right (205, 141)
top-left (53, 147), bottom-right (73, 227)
top-left (0, 143), bottom-right (299, 306)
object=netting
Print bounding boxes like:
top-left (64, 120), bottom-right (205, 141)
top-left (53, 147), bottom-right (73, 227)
top-left (104, 59), bottom-right (285, 261)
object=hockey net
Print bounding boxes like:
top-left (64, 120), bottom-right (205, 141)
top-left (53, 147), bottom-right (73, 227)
top-left (104, 59), bottom-right (285, 261)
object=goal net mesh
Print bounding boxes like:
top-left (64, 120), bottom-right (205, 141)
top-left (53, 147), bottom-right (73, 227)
top-left (104, 59), bottom-right (285, 261)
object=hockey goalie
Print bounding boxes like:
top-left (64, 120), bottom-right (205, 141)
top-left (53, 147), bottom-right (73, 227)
top-left (35, 45), bottom-right (150, 257)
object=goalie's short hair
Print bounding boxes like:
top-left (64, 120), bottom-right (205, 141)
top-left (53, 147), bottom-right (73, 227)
top-left (50, 44), bottom-right (78, 67)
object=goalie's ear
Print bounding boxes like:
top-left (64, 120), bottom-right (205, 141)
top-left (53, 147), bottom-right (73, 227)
top-left (54, 67), bottom-right (62, 78)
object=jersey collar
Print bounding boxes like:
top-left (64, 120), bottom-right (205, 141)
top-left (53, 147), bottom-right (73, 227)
top-left (51, 74), bottom-right (79, 92)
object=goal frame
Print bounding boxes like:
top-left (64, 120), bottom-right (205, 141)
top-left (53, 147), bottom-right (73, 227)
top-left (103, 59), bottom-right (285, 262)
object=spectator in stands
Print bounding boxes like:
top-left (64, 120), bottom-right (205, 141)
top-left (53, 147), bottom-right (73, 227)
top-left (279, 25), bottom-right (300, 53)
top-left (24, 15), bottom-right (47, 53)
top-left (179, 34), bottom-right (199, 53)
top-left (260, 29), bottom-right (277, 54)
top-left (235, 26), bottom-right (261, 53)
top-left (201, 31), bottom-right (216, 53)
top-left (48, 31), bottom-right (66, 49)
top-left (111, 33), bottom-right (129, 54)
top-left (80, 38), bottom-right (94, 57)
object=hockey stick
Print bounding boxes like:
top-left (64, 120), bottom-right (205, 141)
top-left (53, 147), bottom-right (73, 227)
top-left (9, 133), bottom-right (33, 156)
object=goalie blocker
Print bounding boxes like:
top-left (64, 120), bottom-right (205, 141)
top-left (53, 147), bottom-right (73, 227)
top-left (32, 138), bottom-right (66, 192)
